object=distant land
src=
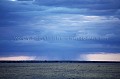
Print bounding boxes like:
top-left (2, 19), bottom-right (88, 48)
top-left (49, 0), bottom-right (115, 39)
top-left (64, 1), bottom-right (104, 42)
top-left (0, 61), bottom-right (120, 63)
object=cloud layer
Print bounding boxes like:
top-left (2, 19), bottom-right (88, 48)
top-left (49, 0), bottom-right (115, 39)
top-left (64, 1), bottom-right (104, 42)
top-left (0, 0), bottom-right (120, 60)
top-left (80, 53), bottom-right (120, 61)
top-left (0, 56), bottom-right (36, 61)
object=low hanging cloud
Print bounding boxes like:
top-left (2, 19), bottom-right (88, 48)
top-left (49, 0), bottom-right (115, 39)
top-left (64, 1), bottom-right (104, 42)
top-left (0, 56), bottom-right (36, 61)
top-left (80, 53), bottom-right (120, 61)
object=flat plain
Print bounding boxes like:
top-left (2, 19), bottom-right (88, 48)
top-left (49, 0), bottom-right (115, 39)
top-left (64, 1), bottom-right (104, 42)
top-left (0, 62), bottom-right (120, 79)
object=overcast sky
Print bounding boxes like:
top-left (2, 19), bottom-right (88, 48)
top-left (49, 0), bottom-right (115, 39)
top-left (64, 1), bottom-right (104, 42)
top-left (0, 0), bottom-right (120, 61)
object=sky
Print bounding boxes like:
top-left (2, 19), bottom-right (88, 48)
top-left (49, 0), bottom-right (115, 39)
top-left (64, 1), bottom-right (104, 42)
top-left (0, 0), bottom-right (120, 61)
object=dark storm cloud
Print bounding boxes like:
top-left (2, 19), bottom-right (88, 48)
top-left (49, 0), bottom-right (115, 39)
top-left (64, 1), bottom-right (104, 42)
top-left (0, 0), bottom-right (120, 60)
top-left (33, 0), bottom-right (120, 16)
top-left (35, 0), bottom-right (120, 10)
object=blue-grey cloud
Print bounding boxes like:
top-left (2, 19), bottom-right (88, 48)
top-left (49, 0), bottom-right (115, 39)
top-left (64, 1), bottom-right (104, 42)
top-left (34, 0), bottom-right (120, 10)
top-left (0, 0), bottom-right (120, 60)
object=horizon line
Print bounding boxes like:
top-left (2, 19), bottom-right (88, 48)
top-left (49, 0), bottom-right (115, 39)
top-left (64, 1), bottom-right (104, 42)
top-left (0, 60), bottom-right (120, 63)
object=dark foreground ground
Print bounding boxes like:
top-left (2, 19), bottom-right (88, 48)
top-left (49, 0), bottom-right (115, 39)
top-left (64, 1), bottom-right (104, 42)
top-left (0, 62), bottom-right (120, 79)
